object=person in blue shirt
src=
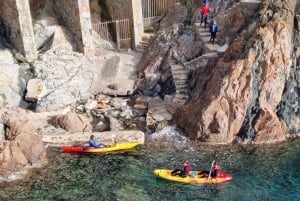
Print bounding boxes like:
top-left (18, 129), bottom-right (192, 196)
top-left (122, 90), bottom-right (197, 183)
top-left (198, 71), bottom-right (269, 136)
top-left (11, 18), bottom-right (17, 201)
top-left (89, 135), bottom-right (107, 148)
top-left (209, 18), bottom-right (218, 44)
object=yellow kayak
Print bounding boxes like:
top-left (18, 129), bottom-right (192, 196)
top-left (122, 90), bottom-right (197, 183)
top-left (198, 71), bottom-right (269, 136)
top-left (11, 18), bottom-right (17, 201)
top-left (62, 142), bottom-right (140, 153)
top-left (153, 169), bottom-right (233, 184)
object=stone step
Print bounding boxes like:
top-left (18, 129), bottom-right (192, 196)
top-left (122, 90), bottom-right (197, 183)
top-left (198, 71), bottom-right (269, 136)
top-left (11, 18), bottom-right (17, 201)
top-left (172, 72), bottom-right (189, 78)
top-left (240, 0), bottom-right (261, 3)
top-left (172, 67), bottom-right (189, 72)
top-left (174, 78), bottom-right (188, 83)
top-left (172, 97), bottom-right (186, 105)
top-left (171, 64), bottom-right (185, 70)
top-left (174, 83), bottom-right (188, 88)
top-left (201, 52), bottom-right (219, 58)
top-left (205, 43), bottom-right (221, 52)
top-left (175, 81), bottom-right (188, 87)
top-left (174, 94), bottom-right (188, 100)
top-left (173, 74), bottom-right (189, 81)
top-left (177, 89), bottom-right (189, 95)
top-left (175, 88), bottom-right (189, 94)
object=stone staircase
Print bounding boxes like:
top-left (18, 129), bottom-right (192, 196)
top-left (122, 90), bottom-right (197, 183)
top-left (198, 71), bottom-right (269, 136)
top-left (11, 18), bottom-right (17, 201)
top-left (169, 0), bottom-right (261, 105)
top-left (195, 23), bottom-right (221, 55)
top-left (170, 64), bottom-right (190, 105)
top-left (136, 33), bottom-right (155, 51)
top-left (193, 0), bottom-right (261, 55)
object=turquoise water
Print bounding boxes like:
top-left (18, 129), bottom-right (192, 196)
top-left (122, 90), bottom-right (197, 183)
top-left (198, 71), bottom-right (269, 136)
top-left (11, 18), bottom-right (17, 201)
top-left (0, 139), bottom-right (299, 201)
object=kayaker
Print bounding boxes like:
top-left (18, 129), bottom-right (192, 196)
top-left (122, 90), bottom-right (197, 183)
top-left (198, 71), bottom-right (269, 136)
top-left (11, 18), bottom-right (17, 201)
top-left (171, 160), bottom-right (191, 177)
top-left (89, 135), bottom-right (107, 148)
top-left (211, 161), bottom-right (222, 177)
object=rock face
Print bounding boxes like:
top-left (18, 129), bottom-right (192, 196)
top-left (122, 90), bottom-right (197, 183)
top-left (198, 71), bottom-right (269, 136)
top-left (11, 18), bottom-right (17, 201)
top-left (0, 109), bottom-right (46, 180)
top-left (176, 0), bottom-right (295, 144)
top-left (31, 49), bottom-right (141, 111)
top-left (0, 37), bottom-right (28, 109)
top-left (48, 112), bottom-right (92, 133)
top-left (135, 1), bottom-right (299, 144)
top-left (32, 50), bottom-right (95, 111)
top-left (134, 3), bottom-right (202, 98)
top-left (278, 0), bottom-right (300, 136)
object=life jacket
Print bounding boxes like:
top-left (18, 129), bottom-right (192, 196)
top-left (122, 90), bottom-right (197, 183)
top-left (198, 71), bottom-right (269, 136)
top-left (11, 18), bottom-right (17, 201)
top-left (182, 163), bottom-right (191, 174)
top-left (200, 5), bottom-right (210, 16)
top-left (213, 164), bottom-right (221, 177)
top-left (89, 139), bottom-right (96, 147)
top-left (210, 22), bottom-right (217, 33)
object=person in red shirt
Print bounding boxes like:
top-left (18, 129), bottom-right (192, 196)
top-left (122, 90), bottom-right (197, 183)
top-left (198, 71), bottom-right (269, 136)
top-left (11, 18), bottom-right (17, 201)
top-left (200, 3), bottom-right (211, 28)
top-left (211, 161), bottom-right (222, 177)
top-left (171, 160), bottom-right (192, 177)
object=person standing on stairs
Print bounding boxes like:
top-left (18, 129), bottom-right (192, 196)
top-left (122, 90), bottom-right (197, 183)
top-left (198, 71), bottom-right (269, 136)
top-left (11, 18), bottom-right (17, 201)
top-left (209, 18), bottom-right (218, 44)
top-left (200, 2), bottom-right (211, 28)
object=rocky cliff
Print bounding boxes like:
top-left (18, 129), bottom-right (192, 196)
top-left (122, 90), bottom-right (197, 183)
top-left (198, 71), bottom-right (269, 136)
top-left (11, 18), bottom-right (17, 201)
top-left (135, 0), bottom-right (300, 144)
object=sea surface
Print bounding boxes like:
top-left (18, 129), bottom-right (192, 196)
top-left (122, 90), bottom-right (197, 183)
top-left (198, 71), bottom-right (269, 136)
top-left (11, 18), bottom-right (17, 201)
top-left (0, 131), bottom-right (299, 201)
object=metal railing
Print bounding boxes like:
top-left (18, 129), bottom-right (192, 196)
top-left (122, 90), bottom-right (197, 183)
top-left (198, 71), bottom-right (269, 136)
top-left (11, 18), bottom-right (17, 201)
top-left (142, 0), bottom-right (178, 27)
top-left (92, 18), bottom-right (132, 50)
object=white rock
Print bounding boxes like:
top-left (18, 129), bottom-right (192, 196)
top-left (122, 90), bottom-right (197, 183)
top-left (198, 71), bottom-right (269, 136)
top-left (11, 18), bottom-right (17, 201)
top-left (25, 79), bottom-right (46, 102)
top-left (85, 99), bottom-right (98, 111)
top-left (76, 105), bottom-right (85, 112)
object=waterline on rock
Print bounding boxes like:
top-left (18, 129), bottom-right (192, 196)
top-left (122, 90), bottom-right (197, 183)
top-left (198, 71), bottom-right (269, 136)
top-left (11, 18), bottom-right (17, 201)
top-left (146, 126), bottom-right (191, 149)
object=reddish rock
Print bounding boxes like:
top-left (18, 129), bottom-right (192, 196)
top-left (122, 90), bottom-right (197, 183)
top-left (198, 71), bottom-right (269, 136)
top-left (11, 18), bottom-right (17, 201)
top-left (0, 109), bottom-right (46, 179)
top-left (48, 112), bottom-right (92, 133)
top-left (176, 3), bottom-right (293, 144)
top-left (97, 102), bottom-right (107, 109)
top-left (253, 109), bottom-right (286, 144)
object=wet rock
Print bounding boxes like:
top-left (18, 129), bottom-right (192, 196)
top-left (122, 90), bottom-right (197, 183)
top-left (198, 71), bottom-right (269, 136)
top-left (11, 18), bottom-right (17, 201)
top-left (0, 109), bottom-right (46, 180)
top-left (253, 108), bottom-right (286, 144)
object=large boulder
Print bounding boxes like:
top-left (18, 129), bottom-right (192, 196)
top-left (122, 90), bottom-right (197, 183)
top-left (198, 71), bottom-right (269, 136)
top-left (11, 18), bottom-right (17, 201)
top-left (0, 109), bottom-right (46, 180)
top-left (0, 62), bottom-right (28, 109)
top-left (0, 36), bottom-right (28, 109)
top-left (48, 112), bottom-right (92, 133)
top-left (25, 78), bottom-right (46, 102)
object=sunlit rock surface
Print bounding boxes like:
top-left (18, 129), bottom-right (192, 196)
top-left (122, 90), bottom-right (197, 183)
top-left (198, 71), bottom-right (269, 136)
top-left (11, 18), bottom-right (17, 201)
top-left (176, 0), bottom-right (295, 144)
